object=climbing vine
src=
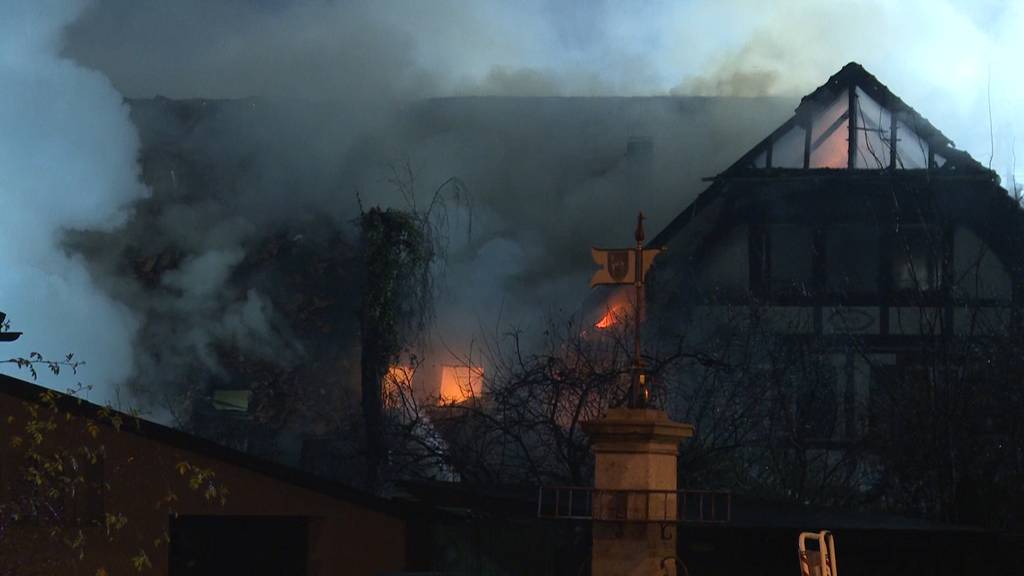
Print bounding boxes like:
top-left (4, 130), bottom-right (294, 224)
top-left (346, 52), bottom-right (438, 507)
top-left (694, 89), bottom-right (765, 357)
top-left (358, 164), bottom-right (469, 485)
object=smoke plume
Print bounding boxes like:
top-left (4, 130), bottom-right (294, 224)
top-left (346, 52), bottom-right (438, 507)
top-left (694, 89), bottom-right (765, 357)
top-left (0, 0), bottom-right (145, 403)
top-left (7, 0), bottom-right (1024, 416)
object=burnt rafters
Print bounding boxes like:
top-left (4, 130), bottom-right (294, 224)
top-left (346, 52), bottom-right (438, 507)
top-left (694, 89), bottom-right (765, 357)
top-left (654, 64), bottom-right (1009, 248)
top-left (797, 63), bottom-right (951, 148)
top-left (812, 109), bottom-right (850, 153)
top-left (847, 79), bottom-right (858, 170)
top-left (719, 62), bottom-right (991, 177)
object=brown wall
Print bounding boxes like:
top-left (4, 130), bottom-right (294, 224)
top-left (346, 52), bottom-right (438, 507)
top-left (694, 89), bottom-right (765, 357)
top-left (0, 384), bottom-right (406, 575)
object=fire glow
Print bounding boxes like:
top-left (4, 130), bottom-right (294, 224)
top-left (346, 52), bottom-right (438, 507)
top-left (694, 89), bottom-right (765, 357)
top-left (383, 365), bottom-right (414, 408)
top-left (386, 365), bottom-right (413, 386)
top-left (595, 292), bottom-right (632, 330)
top-left (595, 305), bottom-right (625, 329)
top-left (439, 364), bottom-right (483, 404)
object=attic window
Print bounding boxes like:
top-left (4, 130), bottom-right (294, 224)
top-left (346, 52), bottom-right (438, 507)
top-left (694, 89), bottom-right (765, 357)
top-left (809, 90), bottom-right (850, 169)
top-left (894, 118), bottom-right (929, 169)
top-left (742, 73), bottom-right (945, 173)
top-left (772, 124), bottom-right (806, 168)
top-left (752, 150), bottom-right (768, 168)
top-left (853, 87), bottom-right (893, 169)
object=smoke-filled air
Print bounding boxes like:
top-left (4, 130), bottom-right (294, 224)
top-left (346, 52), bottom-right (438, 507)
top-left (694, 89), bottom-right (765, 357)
top-left (2, 0), bottom-right (1022, 414)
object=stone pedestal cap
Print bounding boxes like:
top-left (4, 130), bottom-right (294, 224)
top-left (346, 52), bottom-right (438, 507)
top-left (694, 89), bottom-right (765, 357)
top-left (583, 408), bottom-right (694, 455)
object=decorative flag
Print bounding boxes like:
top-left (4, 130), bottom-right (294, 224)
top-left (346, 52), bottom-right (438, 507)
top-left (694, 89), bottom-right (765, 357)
top-left (589, 247), bottom-right (662, 287)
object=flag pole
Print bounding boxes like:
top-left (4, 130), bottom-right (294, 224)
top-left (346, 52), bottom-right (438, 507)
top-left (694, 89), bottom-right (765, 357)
top-left (632, 211), bottom-right (646, 408)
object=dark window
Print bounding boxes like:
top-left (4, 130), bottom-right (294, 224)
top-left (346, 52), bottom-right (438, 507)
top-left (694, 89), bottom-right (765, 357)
top-left (699, 224), bottom-right (749, 300)
top-left (825, 224), bottom-right (878, 293)
top-left (868, 365), bottom-right (934, 442)
top-left (868, 365), bottom-right (899, 440)
top-left (795, 367), bottom-right (839, 441)
top-left (892, 226), bottom-right (942, 292)
top-left (768, 224), bottom-right (814, 297)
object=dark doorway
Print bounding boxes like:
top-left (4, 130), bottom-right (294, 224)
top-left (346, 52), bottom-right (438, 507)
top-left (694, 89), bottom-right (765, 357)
top-left (169, 515), bottom-right (308, 576)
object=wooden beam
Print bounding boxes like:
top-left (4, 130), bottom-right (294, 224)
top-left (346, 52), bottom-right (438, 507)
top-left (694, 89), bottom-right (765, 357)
top-left (748, 219), bottom-right (768, 299)
top-left (810, 110), bottom-right (850, 153)
top-left (803, 116), bottom-right (812, 169)
top-left (813, 227), bottom-right (826, 335)
top-left (942, 224), bottom-right (955, 333)
top-left (889, 110), bottom-right (898, 170)
top-left (848, 87), bottom-right (858, 169)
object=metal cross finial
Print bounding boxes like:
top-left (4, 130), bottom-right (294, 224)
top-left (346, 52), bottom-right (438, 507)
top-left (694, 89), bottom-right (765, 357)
top-left (588, 212), bottom-right (663, 409)
top-left (631, 211), bottom-right (648, 408)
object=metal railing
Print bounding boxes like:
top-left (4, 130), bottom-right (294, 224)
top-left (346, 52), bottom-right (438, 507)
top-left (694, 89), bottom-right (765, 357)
top-left (537, 486), bottom-right (731, 524)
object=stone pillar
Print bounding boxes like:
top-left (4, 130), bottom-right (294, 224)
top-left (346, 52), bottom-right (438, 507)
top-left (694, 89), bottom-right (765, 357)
top-left (583, 408), bottom-right (694, 576)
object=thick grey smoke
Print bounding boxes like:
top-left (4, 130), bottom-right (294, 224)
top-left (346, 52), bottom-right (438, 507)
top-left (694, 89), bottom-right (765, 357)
top-left (0, 0), bottom-right (145, 403)
top-left (661, 0), bottom-right (1024, 180)
top-left (64, 0), bottom-right (1024, 184)
top-left (9, 0), bottom-right (1022, 414)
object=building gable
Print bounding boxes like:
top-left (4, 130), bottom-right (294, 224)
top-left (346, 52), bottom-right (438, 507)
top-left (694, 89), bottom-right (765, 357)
top-left (721, 62), bottom-right (986, 175)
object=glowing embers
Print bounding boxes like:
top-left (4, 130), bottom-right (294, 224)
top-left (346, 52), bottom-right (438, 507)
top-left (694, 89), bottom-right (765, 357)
top-left (439, 364), bottom-right (483, 404)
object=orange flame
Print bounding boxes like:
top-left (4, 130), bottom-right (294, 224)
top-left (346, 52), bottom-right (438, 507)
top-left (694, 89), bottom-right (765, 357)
top-left (383, 365), bottom-right (414, 409)
top-left (386, 365), bottom-right (413, 386)
top-left (595, 305), bottom-right (625, 329)
top-left (439, 364), bottom-right (483, 404)
top-left (595, 290), bottom-right (632, 330)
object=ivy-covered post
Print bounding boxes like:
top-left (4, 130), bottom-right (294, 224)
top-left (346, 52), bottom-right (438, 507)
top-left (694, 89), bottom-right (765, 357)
top-left (359, 208), bottom-right (431, 487)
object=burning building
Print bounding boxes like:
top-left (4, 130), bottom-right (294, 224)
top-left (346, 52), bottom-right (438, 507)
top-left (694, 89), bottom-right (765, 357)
top-left (7, 58), bottom-right (1024, 574)
top-left (624, 62), bottom-right (1024, 526)
top-left (58, 90), bottom-right (793, 482)
top-left (51, 59), bottom-right (1022, 521)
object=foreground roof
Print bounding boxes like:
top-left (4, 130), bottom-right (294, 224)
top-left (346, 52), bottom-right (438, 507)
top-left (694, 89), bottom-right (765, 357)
top-left (0, 373), bottom-right (400, 515)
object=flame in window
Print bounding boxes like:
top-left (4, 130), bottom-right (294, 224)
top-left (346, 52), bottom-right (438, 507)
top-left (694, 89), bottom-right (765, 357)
top-left (439, 364), bottom-right (483, 404)
top-left (386, 365), bottom-right (413, 386)
top-left (384, 365), bottom-right (414, 409)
